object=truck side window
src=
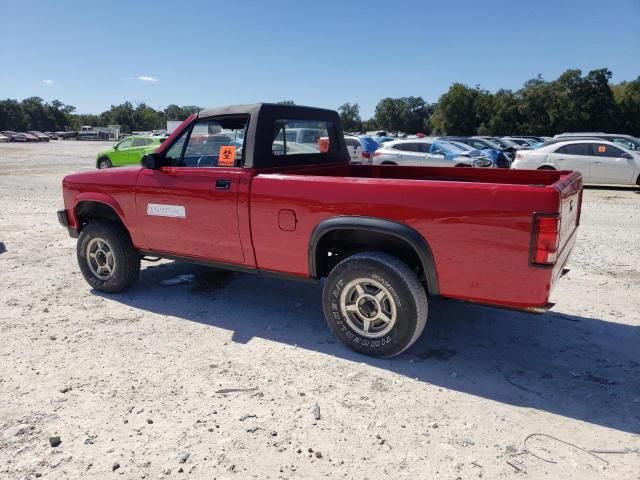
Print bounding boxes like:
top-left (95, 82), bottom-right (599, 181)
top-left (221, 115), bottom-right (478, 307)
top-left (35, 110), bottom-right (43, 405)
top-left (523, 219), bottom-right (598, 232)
top-left (273, 120), bottom-right (335, 156)
top-left (166, 116), bottom-right (247, 167)
top-left (165, 130), bottom-right (189, 166)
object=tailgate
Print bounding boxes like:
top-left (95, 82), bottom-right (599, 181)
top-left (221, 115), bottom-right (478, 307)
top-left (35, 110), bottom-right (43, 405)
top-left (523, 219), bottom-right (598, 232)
top-left (556, 171), bottom-right (583, 255)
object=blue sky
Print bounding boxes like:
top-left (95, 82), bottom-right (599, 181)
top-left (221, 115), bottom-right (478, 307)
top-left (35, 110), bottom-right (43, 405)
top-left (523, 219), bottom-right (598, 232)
top-left (1, 0), bottom-right (639, 118)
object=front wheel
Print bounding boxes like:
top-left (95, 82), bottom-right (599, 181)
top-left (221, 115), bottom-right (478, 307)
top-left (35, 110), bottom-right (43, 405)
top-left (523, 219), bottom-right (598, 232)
top-left (97, 157), bottom-right (112, 169)
top-left (322, 252), bottom-right (428, 357)
top-left (77, 221), bottom-right (140, 293)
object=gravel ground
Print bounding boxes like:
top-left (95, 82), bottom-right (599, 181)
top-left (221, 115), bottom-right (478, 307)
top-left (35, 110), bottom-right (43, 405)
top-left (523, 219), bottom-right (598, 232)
top-left (0, 141), bottom-right (639, 480)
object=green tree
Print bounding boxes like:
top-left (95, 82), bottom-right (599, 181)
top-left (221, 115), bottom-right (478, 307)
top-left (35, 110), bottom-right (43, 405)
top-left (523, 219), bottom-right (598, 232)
top-left (612, 77), bottom-right (640, 135)
top-left (361, 118), bottom-right (378, 132)
top-left (430, 84), bottom-right (480, 135)
top-left (374, 97), bottom-right (431, 133)
top-left (338, 103), bottom-right (362, 132)
top-left (0, 99), bottom-right (28, 131)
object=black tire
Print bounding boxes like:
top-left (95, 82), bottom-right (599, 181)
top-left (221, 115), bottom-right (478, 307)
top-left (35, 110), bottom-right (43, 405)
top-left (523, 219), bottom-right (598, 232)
top-left (322, 251), bottom-right (428, 357)
top-left (380, 161), bottom-right (397, 166)
top-left (537, 165), bottom-right (556, 170)
top-left (454, 163), bottom-right (472, 167)
top-left (97, 157), bottom-right (112, 169)
top-left (77, 221), bottom-right (140, 293)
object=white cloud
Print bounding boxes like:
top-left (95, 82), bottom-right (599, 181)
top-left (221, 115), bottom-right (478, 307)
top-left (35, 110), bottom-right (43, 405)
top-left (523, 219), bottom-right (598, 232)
top-left (137, 76), bottom-right (158, 82)
top-left (43, 79), bottom-right (53, 85)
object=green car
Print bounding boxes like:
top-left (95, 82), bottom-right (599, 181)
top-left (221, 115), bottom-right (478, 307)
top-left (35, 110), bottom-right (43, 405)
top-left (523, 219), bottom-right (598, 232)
top-left (96, 136), bottom-right (164, 169)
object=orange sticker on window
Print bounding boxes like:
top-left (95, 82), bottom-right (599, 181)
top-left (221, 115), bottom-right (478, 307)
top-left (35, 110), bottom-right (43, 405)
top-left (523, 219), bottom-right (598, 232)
top-left (318, 137), bottom-right (330, 153)
top-left (598, 145), bottom-right (606, 153)
top-left (219, 146), bottom-right (236, 166)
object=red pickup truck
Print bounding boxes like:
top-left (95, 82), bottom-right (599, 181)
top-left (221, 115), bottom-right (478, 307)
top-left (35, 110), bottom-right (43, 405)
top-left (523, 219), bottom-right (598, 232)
top-left (58, 103), bottom-right (583, 357)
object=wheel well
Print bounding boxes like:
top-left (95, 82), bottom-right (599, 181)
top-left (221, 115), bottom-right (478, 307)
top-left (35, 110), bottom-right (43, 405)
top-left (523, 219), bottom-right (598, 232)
top-left (537, 165), bottom-right (556, 170)
top-left (314, 228), bottom-right (424, 283)
top-left (75, 201), bottom-right (124, 232)
top-left (380, 161), bottom-right (396, 165)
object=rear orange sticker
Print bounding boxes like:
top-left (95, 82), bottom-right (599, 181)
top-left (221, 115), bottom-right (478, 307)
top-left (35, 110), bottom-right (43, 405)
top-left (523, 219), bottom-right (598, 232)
top-left (318, 137), bottom-right (330, 153)
top-left (598, 145), bottom-right (606, 153)
top-left (219, 146), bottom-right (236, 166)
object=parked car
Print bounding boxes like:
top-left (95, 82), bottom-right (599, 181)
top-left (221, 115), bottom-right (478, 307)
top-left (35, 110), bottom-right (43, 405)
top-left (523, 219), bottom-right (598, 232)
top-left (440, 136), bottom-right (514, 167)
top-left (344, 136), bottom-right (381, 163)
top-left (554, 132), bottom-right (605, 137)
top-left (96, 136), bottom-right (164, 169)
top-left (372, 139), bottom-right (493, 167)
top-left (512, 139), bottom-right (640, 186)
top-left (443, 140), bottom-right (497, 164)
top-left (12, 133), bottom-right (39, 142)
top-left (504, 137), bottom-right (539, 147)
top-left (45, 132), bottom-right (59, 140)
top-left (57, 102), bottom-right (582, 357)
top-left (372, 136), bottom-right (394, 144)
top-left (0, 134), bottom-right (9, 143)
top-left (513, 135), bottom-right (545, 143)
top-left (27, 131), bottom-right (51, 142)
top-left (344, 136), bottom-right (365, 163)
top-left (56, 131), bottom-right (78, 140)
top-left (554, 133), bottom-right (640, 152)
top-left (476, 137), bottom-right (525, 150)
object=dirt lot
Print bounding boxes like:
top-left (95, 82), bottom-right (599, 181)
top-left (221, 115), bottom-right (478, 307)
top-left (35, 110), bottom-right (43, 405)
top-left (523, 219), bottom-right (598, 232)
top-left (0, 141), bottom-right (638, 480)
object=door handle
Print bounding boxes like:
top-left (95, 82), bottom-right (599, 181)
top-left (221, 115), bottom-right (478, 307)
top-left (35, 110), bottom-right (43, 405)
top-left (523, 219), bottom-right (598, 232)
top-left (594, 161), bottom-right (602, 165)
top-left (215, 179), bottom-right (231, 190)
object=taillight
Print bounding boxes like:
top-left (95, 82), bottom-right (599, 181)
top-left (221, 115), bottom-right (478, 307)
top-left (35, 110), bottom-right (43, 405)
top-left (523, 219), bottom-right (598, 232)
top-left (531, 214), bottom-right (560, 266)
top-left (362, 151), bottom-right (371, 159)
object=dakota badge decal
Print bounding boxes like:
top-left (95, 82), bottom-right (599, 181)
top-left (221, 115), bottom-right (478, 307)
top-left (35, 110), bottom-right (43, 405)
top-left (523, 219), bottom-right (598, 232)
top-left (147, 203), bottom-right (186, 218)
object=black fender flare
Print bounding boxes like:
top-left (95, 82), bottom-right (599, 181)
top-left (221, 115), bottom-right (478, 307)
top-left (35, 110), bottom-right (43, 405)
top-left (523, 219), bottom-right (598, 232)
top-left (309, 216), bottom-right (439, 295)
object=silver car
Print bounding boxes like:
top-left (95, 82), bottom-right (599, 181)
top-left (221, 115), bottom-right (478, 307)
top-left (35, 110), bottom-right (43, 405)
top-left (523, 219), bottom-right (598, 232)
top-left (372, 139), bottom-right (493, 167)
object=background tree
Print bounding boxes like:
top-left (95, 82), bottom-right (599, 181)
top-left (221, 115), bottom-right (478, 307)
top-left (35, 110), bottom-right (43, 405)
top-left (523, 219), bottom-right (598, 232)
top-left (374, 97), bottom-right (431, 133)
top-left (338, 103), bottom-right (362, 132)
top-left (430, 84), bottom-right (480, 135)
top-left (0, 68), bottom-right (638, 136)
top-left (360, 118), bottom-right (378, 132)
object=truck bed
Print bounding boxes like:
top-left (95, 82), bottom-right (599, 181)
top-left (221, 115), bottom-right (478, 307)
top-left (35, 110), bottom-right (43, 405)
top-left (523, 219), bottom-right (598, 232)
top-left (249, 164), bottom-right (582, 308)
top-left (261, 162), bottom-right (571, 186)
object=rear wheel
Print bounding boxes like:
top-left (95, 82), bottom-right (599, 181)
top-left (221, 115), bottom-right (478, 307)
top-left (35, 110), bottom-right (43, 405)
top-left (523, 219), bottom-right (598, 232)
top-left (322, 252), bottom-right (428, 357)
top-left (380, 161), bottom-right (397, 166)
top-left (77, 221), bottom-right (140, 293)
top-left (537, 165), bottom-right (556, 170)
top-left (97, 157), bottom-right (112, 169)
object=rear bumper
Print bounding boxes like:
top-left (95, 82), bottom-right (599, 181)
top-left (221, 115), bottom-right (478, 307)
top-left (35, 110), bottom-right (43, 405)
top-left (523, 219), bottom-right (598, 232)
top-left (57, 209), bottom-right (78, 238)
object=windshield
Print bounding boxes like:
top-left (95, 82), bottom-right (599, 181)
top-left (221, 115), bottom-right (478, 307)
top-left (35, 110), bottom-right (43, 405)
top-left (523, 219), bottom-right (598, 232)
top-left (432, 140), bottom-right (468, 155)
top-left (611, 137), bottom-right (640, 151)
top-left (447, 141), bottom-right (474, 151)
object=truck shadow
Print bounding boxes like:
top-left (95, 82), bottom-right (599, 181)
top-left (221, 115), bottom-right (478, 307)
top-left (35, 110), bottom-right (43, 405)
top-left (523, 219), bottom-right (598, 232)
top-left (99, 261), bottom-right (640, 435)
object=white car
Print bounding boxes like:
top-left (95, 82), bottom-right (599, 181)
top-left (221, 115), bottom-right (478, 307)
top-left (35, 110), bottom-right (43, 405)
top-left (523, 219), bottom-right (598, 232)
top-left (344, 136), bottom-right (366, 163)
top-left (511, 139), bottom-right (640, 186)
top-left (372, 139), bottom-right (493, 167)
top-left (0, 134), bottom-right (9, 143)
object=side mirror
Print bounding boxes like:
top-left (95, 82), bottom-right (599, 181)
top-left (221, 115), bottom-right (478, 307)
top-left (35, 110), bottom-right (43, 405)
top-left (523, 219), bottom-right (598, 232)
top-left (141, 153), bottom-right (160, 169)
top-left (621, 152), bottom-right (633, 160)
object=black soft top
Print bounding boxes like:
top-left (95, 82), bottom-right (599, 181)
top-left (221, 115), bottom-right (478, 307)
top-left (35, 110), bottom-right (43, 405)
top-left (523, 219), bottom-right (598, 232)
top-left (196, 103), bottom-right (349, 168)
